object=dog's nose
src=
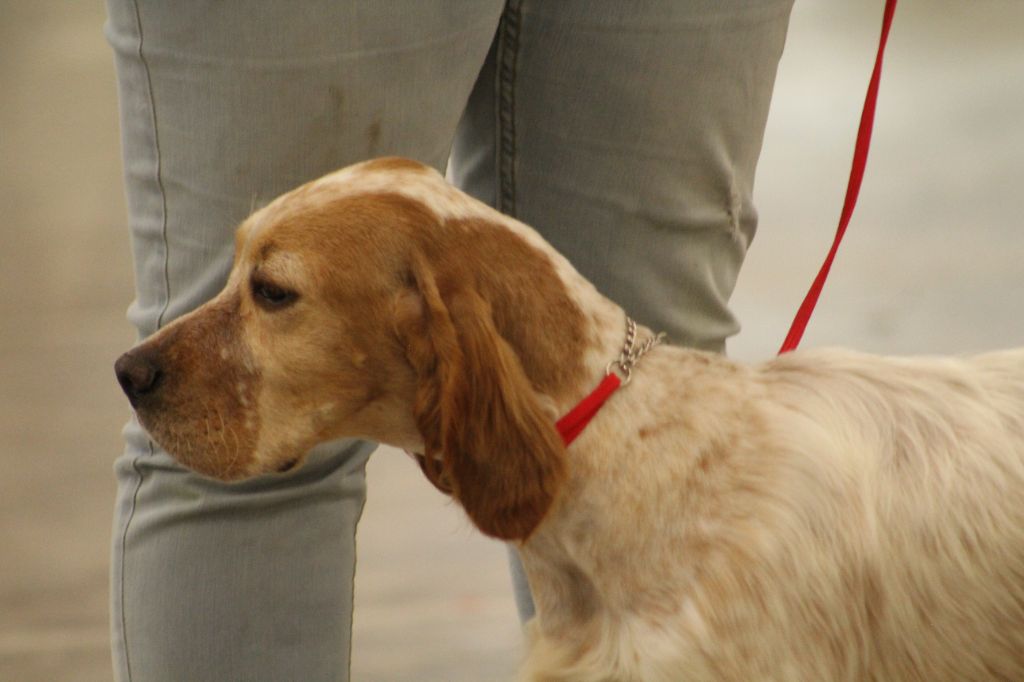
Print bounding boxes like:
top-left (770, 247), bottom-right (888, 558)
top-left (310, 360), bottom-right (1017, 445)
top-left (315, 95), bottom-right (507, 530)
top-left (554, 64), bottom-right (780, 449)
top-left (115, 349), bottom-right (163, 406)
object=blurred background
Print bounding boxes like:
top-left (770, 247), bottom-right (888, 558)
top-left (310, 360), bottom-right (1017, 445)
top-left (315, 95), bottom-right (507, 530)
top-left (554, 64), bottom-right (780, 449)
top-left (1, 1), bottom-right (1021, 680)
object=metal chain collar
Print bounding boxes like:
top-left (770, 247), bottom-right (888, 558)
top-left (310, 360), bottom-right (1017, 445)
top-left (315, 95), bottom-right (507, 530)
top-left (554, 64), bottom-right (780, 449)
top-left (605, 316), bottom-right (666, 385)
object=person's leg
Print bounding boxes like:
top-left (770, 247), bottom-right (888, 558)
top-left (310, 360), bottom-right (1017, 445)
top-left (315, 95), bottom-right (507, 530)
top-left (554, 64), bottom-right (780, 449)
top-left (105, 2), bottom-right (504, 680)
top-left (451, 0), bottom-right (793, 620)
top-left (453, 0), bottom-right (794, 351)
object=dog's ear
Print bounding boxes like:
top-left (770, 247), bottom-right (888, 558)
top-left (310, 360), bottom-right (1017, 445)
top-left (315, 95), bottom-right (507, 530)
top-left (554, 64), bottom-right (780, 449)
top-left (394, 252), bottom-right (566, 541)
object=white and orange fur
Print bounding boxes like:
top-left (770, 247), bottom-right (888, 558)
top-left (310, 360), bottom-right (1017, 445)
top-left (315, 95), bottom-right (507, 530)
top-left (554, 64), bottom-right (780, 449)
top-left (115, 158), bottom-right (1024, 681)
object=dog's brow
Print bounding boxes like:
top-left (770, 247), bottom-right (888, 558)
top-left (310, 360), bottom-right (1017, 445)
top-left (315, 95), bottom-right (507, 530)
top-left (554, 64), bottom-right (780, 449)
top-left (257, 241), bottom-right (278, 262)
top-left (255, 248), bottom-right (307, 285)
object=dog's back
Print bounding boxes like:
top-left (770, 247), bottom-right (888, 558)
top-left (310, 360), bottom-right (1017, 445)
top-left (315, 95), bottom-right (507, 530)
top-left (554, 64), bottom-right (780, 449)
top-left (518, 346), bottom-right (1024, 681)
top-left (749, 348), bottom-right (1024, 680)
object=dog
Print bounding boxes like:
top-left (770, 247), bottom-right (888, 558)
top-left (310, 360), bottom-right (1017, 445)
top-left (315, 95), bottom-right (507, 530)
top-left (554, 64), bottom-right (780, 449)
top-left (115, 157), bottom-right (1024, 681)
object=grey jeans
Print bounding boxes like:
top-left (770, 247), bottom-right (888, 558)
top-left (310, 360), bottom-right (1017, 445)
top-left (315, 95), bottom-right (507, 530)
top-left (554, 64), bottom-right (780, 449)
top-left (106, 1), bottom-right (793, 679)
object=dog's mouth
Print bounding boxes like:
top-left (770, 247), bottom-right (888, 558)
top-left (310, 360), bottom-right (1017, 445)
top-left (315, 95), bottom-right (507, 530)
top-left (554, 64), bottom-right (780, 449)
top-left (275, 456), bottom-right (302, 474)
top-left (408, 450), bottom-right (454, 495)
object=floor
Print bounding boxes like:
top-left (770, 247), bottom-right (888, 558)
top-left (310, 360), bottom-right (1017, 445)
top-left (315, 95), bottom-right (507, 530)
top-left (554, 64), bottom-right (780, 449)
top-left (2, 1), bottom-right (1022, 680)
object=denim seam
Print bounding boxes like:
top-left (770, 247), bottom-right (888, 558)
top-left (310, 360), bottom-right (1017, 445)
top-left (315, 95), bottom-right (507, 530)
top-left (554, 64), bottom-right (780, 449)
top-left (116, 2), bottom-right (168, 679)
top-left (496, 0), bottom-right (522, 217)
top-left (136, 22), bottom-right (171, 331)
top-left (345, 486), bottom-right (369, 682)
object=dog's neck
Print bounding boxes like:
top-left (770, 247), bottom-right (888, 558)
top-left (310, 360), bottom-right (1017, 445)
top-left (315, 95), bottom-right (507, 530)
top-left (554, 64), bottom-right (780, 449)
top-left (516, 333), bottom-right (744, 660)
top-left (510, 281), bottom-right (671, 623)
top-left (555, 315), bottom-right (666, 446)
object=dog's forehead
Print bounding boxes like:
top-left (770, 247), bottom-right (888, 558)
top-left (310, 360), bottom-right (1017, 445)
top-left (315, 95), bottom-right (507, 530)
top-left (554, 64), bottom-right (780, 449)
top-left (312, 158), bottom-right (479, 221)
top-left (234, 159), bottom-right (485, 264)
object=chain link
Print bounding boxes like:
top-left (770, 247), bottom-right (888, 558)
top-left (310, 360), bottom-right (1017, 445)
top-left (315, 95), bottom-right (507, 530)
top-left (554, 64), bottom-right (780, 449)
top-left (605, 317), bottom-right (666, 385)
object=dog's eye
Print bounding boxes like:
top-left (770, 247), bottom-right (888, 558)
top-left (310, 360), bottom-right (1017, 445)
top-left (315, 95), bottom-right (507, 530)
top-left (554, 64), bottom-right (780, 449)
top-left (251, 279), bottom-right (298, 309)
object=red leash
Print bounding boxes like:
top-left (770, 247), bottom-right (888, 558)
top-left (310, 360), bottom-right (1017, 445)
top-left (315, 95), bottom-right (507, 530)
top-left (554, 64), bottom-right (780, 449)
top-left (778, 0), bottom-right (898, 354)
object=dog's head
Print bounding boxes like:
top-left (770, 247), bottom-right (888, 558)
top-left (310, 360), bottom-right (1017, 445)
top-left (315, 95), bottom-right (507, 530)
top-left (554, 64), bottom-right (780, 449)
top-left (115, 158), bottom-right (591, 539)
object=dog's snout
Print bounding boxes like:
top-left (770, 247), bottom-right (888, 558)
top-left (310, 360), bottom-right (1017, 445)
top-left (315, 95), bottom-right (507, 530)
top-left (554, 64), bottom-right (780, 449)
top-left (115, 350), bottom-right (163, 406)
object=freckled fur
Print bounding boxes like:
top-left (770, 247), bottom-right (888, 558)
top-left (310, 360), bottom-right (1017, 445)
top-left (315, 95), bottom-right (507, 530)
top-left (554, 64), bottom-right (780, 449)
top-left (120, 157), bottom-right (1024, 681)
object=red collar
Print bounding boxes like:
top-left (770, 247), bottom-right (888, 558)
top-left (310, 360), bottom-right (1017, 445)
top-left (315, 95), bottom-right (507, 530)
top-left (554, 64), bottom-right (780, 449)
top-left (555, 373), bottom-right (622, 445)
top-left (555, 317), bottom-right (664, 446)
